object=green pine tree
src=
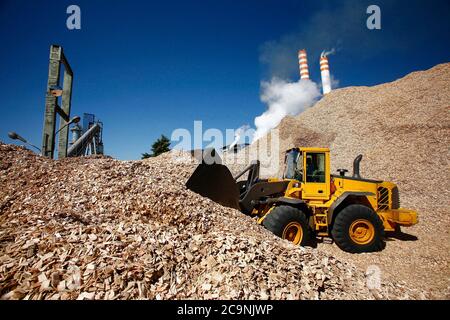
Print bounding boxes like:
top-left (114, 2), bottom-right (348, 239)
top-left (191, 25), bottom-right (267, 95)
top-left (141, 135), bottom-right (171, 159)
top-left (141, 152), bottom-right (152, 159)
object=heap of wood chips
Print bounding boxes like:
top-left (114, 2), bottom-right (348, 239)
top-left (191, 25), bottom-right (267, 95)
top-left (237, 63), bottom-right (450, 299)
top-left (1, 63), bottom-right (448, 300)
top-left (1, 144), bottom-right (417, 300)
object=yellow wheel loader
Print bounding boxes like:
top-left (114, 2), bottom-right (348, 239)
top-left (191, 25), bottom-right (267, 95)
top-left (186, 148), bottom-right (418, 253)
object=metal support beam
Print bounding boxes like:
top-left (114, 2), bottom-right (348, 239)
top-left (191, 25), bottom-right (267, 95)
top-left (57, 67), bottom-right (73, 159)
top-left (41, 45), bottom-right (61, 158)
top-left (55, 104), bottom-right (70, 122)
top-left (41, 45), bottom-right (74, 159)
top-left (61, 52), bottom-right (73, 76)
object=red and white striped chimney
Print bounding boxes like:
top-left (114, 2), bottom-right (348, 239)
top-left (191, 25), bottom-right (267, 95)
top-left (298, 49), bottom-right (310, 80)
top-left (320, 54), bottom-right (332, 94)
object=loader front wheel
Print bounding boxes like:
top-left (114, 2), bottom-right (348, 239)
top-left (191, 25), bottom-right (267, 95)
top-left (331, 204), bottom-right (385, 253)
top-left (263, 206), bottom-right (309, 246)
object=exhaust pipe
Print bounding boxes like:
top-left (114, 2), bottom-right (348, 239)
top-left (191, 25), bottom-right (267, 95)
top-left (353, 154), bottom-right (363, 179)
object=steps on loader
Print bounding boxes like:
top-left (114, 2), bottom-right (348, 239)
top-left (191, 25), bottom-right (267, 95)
top-left (314, 212), bottom-right (329, 236)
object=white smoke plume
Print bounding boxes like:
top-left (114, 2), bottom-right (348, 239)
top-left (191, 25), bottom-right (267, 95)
top-left (229, 124), bottom-right (251, 150)
top-left (330, 74), bottom-right (340, 89)
top-left (321, 48), bottom-right (336, 58)
top-left (253, 78), bottom-right (321, 142)
top-left (228, 132), bottom-right (240, 150)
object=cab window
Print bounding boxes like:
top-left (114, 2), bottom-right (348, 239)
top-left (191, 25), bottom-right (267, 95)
top-left (306, 153), bottom-right (325, 183)
top-left (283, 150), bottom-right (303, 181)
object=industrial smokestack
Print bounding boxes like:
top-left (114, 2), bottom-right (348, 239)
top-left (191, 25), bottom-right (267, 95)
top-left (70, 123), bottom-right (82, 146)
top-left (320, 53), bottom-right (332, 95)
top-left (298, 49), bottom-right (310, 80)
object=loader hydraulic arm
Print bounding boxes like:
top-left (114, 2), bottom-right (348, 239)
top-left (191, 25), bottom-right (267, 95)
top-left (234, 160), bottom-right (260, 198)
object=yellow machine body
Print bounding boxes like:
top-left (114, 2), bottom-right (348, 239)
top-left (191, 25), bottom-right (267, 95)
top-left (253, 147), bottom-right (418, 237)
top-left (186, 147), bottom-right (418, 252)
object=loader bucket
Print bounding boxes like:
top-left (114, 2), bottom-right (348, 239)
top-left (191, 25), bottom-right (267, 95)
top-left (186, 151), bottom-right (240, 210)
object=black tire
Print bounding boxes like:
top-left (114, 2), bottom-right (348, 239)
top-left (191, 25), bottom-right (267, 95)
top-left (331, 204), bottom-right (385, 253)
top-left (262, 205), bottom-right (310, 246)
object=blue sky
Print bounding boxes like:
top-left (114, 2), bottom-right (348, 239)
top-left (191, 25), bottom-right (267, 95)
top-left (1, 0), bottom-right (449, 159)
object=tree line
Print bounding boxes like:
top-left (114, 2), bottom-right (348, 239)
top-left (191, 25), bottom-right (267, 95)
top-left (141, 134), bottom-right (171, 159)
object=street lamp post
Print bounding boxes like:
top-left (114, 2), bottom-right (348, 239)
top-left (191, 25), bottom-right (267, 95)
top-left (7, 132), bottom-right (41, 153)
top-left (8, 116), bottom-right (80, 156)
top-left (54, 116), bottom-right (81, 137)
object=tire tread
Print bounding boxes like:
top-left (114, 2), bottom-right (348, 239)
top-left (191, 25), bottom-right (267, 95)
top-left (263, 205), bottom-right (310, 246)
top-left (331, 204), bottom-right (385, 253)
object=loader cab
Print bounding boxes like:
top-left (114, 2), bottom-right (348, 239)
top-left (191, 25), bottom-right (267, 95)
top-left (283, 147), bottom-right (331, 201)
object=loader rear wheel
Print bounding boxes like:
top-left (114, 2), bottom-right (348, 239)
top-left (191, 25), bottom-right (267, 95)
top-left (263, 206), bottom-right (309, 246)
top-left (331, 204), bottom-right (385, 253)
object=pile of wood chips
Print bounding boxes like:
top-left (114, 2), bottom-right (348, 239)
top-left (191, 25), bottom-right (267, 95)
top-left (1, 145), bottom-right (415, 300)
top-left (237, 63), bottom-right (450, 299)
top-left (2, 63), bottom-right (448, 300)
